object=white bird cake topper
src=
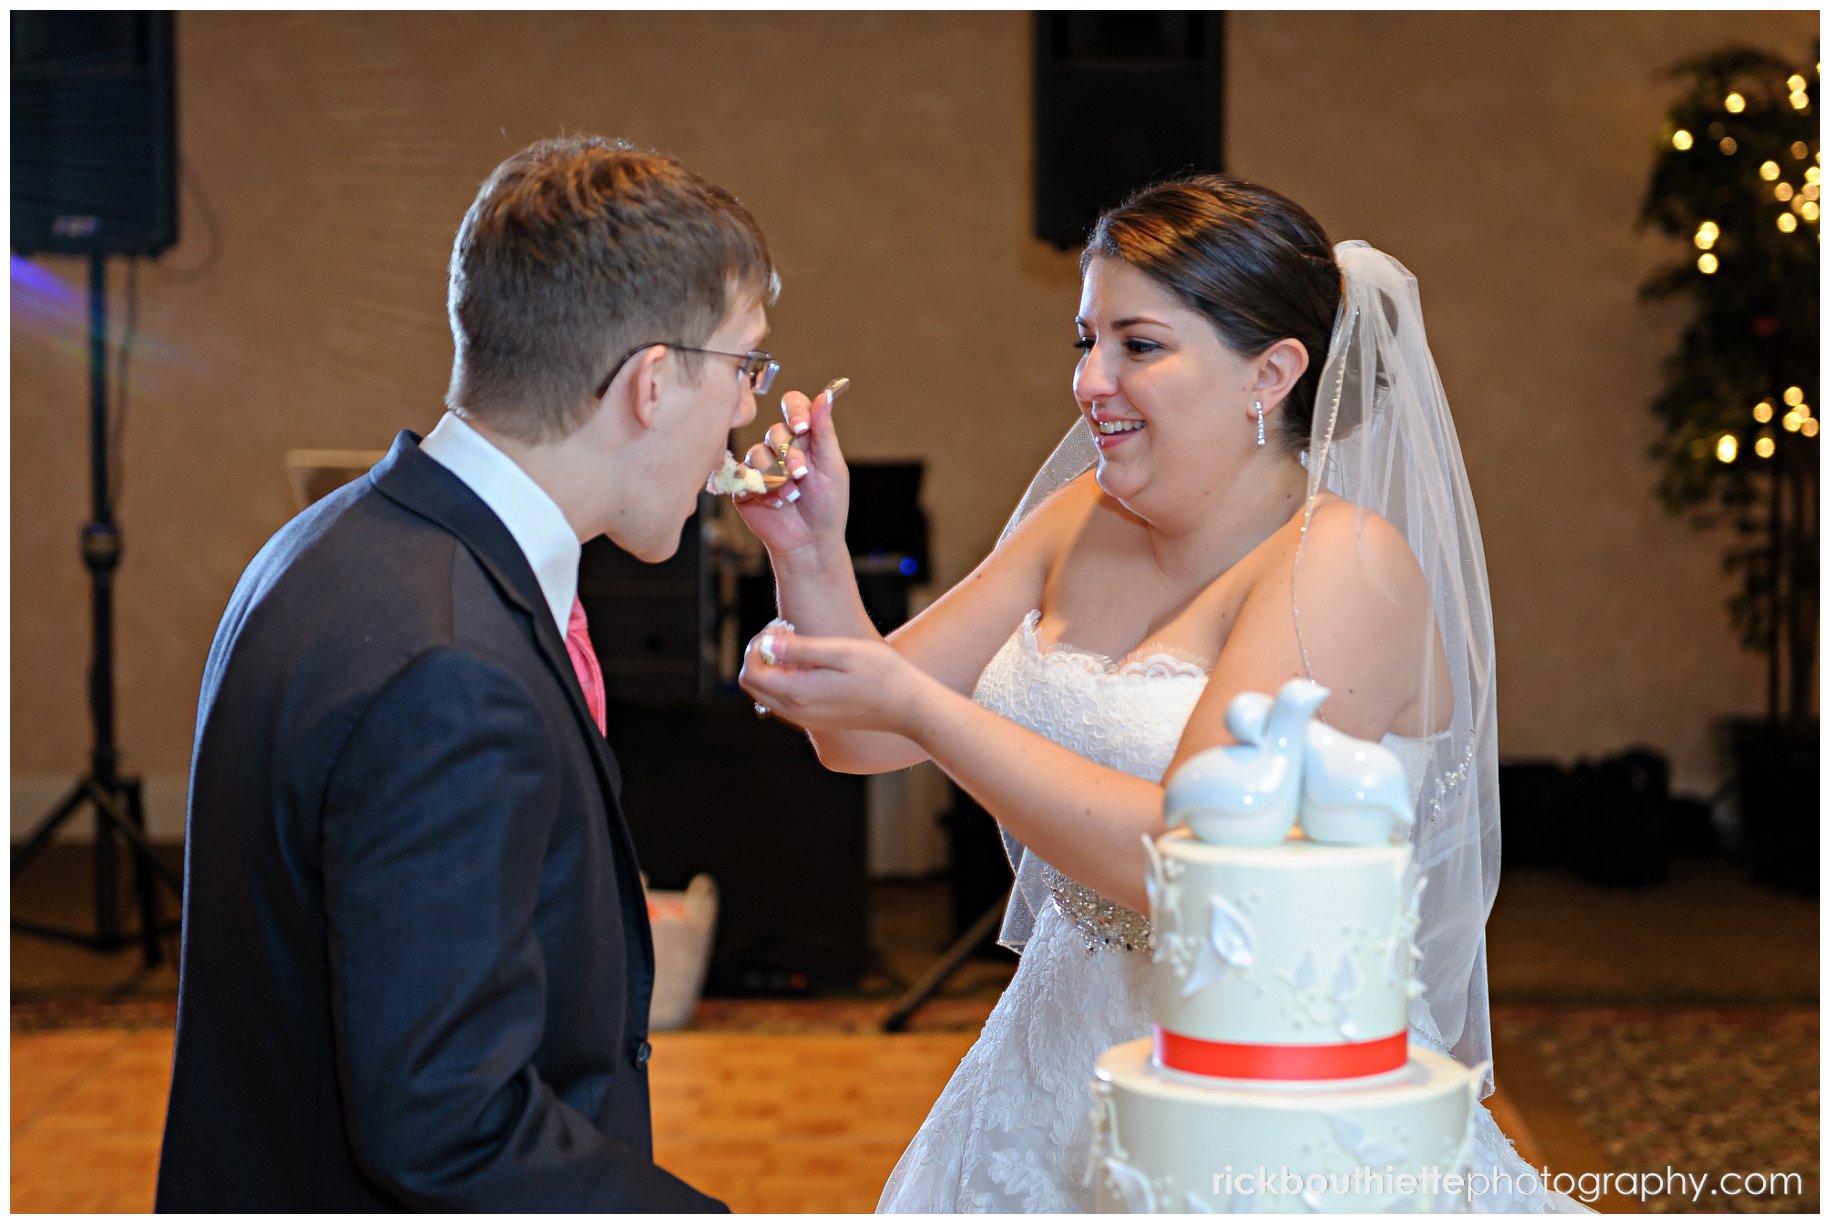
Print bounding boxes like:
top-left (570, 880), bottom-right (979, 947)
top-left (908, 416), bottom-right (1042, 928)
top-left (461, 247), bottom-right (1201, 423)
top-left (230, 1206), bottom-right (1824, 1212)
top-left (1161, 680), bottom-right (1323, 845)
top-left (1164, 679), bottom-right (1415, 847)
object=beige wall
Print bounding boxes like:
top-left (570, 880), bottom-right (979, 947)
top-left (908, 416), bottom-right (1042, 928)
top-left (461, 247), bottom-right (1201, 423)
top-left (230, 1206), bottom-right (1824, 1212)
top-left (11, 11), bottom-right (1817, 838)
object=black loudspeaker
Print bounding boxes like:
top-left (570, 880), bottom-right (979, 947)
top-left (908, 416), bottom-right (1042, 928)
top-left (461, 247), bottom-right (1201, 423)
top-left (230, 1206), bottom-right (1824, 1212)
top-left (11, 12), bottom-right (178, 257)
top-left (1565, 749), bottom-right (1673, 888)
top-left (846, 461), bottom-right (929, 584)
top-left (605, 699), bottom-right (870, 993)
top-left (1729, 720), bottom-right (1819, 896)
top-left (1032, 12), bottom-right (1224, 250)
top-left (1501, 750), bottom-right (1679, 887)
top-left (1495, 761), bottom-right (1575, 868)
top-left (846, 460), bottom-right (929, 636)
top-left (578, 496), bottom-right (714, 707)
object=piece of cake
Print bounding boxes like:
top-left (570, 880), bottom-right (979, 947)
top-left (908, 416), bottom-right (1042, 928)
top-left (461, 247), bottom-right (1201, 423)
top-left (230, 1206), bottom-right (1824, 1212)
top-left (706, 450), bottom-right (767, 496)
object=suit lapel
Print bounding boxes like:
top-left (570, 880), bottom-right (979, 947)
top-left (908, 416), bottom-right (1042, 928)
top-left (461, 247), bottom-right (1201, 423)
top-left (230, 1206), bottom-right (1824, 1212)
top-left (369, 432), bottom-right (653, 974)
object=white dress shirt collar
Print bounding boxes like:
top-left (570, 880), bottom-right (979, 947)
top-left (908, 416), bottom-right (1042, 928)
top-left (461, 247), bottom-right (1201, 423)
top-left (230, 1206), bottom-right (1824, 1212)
top-left (419, 411), bottom-right (580, 638)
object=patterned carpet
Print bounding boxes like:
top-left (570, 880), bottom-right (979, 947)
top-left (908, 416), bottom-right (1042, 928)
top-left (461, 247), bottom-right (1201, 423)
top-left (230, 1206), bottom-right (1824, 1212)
top-left (1492, 1006), bottom-right (1819, 1214)
top-left (11, 997), bottom-right (181, 1032)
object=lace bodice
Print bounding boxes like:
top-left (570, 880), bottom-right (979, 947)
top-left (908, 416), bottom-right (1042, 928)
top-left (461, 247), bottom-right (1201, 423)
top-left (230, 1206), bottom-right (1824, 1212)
top-left (972, 611), bottom-right (1207, 953)
top-left (975, 610), bottom-right (1211, 777)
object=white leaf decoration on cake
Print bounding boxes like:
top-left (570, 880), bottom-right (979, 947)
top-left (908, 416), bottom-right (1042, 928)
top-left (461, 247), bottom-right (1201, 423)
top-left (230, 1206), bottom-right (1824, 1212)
top-left (1331, 951), bottom-right (1358, 1001)
top-left (1324, 1113), bottom-right (1405, 1166)
top-left (1210, 895), bottom-right (1255, 965)
top-left (1324, 1112), bottom-right (1366, 1151)
top-left (1181, 950), bottom-right (1223, 999)
top-left (1181, 895), bottom-right (1256, 998)
top-left (1293, 948), bottom-right (1318, 991)
top-left (1332, 951), bottom-right (1362, 1037)
top-left (1103, 1157), bottom-right (1156, 1213)
top-left (1388, 869), bottom-right (1427, 986)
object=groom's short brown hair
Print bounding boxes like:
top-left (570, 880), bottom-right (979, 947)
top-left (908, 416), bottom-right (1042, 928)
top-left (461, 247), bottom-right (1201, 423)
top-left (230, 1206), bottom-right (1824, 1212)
top-left (445, 135), bottom-right (779, 444)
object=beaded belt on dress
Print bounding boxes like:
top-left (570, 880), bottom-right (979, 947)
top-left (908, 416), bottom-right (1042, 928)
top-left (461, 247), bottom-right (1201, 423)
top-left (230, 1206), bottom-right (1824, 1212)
top-left (1044, 864), bottom-right (1151, 954)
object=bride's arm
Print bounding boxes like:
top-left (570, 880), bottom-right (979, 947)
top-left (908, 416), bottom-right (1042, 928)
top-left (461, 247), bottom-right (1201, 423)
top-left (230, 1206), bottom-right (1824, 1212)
top-left (1166, 500), bottom-right (1437, 777)
top-left (743, 628), bottom-right (1167, 912)
top-left (742, 499), bottom-right (1435, 913)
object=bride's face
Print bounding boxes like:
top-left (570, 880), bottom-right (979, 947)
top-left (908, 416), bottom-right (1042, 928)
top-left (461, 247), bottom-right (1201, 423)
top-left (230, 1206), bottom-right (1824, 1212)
top-left (1073, 256), bottom-right (1259, 513)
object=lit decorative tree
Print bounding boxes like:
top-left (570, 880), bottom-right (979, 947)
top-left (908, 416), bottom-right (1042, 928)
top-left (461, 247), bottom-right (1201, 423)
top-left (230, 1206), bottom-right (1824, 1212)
top-left (1640, 45), bottom-right (1819, 734)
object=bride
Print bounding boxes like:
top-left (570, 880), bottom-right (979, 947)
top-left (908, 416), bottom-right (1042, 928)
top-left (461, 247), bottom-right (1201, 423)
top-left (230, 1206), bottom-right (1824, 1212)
top-left (733, 175), bottom-right (1587, 1213)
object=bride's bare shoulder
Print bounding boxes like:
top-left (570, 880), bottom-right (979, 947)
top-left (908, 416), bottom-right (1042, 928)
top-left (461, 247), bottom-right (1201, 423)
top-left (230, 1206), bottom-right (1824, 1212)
top-left (1283, 497), bottom-right (1430, 616)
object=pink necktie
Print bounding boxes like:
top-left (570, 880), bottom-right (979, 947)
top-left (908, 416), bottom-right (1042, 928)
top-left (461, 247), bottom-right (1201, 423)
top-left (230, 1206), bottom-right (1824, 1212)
top-left (564, 596), bottom-right (607, 736)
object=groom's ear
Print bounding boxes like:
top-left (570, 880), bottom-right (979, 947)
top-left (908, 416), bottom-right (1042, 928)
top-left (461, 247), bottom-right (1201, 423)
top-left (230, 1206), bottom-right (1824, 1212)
top-left (623, 344), bottom-right (669, 432)
top-left (1253, 338), bottom-right (1310, 412)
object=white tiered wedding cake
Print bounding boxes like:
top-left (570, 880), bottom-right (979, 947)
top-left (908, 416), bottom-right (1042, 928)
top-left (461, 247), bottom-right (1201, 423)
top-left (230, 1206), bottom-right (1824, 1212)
top-left (1090, 681), bottom-right (1486, 1213)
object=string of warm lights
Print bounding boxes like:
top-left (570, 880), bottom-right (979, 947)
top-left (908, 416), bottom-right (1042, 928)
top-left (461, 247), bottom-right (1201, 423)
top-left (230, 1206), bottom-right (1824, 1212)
top-left (1664, 60), bottom-right (1818, 466)
top-left (1670, 62), bottom-right (1818, 284)
top-left (1728, 388), bottom-right (1818, 467)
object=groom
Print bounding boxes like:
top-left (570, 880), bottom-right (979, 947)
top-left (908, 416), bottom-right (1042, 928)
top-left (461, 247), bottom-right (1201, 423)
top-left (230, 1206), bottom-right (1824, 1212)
top-left (155, 136), bottom-right (779, 1210)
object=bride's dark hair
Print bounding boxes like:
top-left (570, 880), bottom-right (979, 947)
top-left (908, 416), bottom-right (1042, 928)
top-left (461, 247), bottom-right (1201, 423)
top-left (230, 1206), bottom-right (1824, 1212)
top-left (1082, 174), bottom-right (1343, 453)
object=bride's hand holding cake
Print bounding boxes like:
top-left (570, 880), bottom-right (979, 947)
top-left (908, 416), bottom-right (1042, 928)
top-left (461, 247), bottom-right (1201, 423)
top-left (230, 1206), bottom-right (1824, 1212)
top-left (739, 628), bottom-right (924, 735)
top-left (728, 378), bottom-right (850, 550)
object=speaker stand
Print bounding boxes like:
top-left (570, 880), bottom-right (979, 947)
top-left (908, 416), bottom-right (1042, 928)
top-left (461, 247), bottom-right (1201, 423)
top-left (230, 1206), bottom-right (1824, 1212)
top-left (12, 253), bottom-right (182, 968)
top-left (881, 891), bottom-right (1010, 1033)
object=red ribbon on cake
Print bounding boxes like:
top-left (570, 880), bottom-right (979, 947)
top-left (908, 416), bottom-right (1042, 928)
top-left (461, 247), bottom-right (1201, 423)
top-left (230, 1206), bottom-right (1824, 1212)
top-left (1153, 1026), bottom-right (1406, 1080)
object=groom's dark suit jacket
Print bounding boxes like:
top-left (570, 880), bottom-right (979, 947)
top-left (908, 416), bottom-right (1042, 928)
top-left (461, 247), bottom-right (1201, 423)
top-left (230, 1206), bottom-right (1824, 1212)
top-left (155, 432), bottom-right (723, 1212)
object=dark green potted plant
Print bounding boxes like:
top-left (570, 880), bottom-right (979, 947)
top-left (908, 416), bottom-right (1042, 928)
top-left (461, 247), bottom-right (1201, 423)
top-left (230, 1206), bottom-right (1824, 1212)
top-left (1639, 44), bottom-right (1819, 893)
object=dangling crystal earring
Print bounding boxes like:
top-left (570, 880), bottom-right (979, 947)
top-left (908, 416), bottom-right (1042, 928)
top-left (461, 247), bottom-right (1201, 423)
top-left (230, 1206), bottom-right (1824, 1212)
top-left (1255, 400), bottom-right (1265, 447)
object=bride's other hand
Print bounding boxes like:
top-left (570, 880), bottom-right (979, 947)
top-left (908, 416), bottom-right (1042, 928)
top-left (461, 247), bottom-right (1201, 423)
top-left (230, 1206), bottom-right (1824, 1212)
top-left (731, 385), bottom-right (850, 568)
top-left (739, 628), bottom-right (921, 735)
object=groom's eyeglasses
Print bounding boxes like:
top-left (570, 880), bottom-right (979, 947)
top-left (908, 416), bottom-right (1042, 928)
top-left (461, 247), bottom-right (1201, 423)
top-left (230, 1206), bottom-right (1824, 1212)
top-left (593, 343), bottom-right (780, 399)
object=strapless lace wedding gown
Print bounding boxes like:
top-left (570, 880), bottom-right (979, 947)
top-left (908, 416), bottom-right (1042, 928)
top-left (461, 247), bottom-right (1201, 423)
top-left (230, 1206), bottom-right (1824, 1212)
top-left (877, 612), bottom-right (1590, 1214)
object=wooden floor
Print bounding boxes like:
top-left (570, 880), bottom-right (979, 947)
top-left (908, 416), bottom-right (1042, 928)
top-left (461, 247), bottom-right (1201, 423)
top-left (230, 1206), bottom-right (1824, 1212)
top-left (13, 1029), bottom-right (175, 1213)
top-left (11, 1027), bottom-right (979, 1213)
top-left (10, 1025), bottom-right (1593, 1214)
top-left (647, 1032), bottom-right (978, 1212)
